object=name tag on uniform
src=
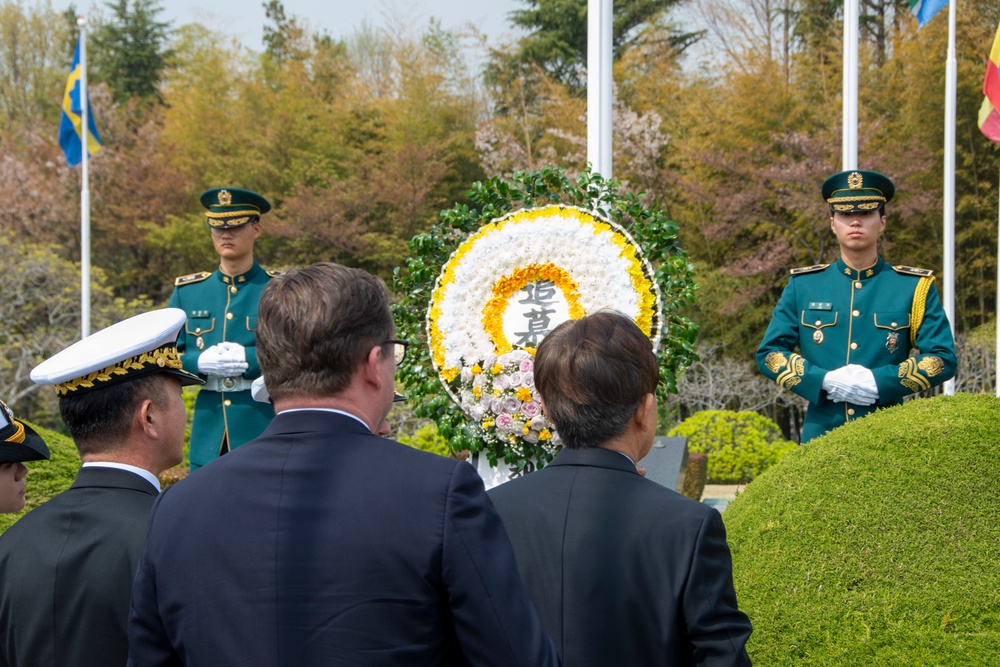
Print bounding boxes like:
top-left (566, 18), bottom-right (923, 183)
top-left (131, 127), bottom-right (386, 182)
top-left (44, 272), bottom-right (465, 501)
top-left (808, 302), bottom-right (832, 311)
top-left (191, 310), bottom-right (211, 318)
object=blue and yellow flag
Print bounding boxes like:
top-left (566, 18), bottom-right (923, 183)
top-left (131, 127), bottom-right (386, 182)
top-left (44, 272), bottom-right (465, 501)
top-left (58, 38), bottom-right (102, 167)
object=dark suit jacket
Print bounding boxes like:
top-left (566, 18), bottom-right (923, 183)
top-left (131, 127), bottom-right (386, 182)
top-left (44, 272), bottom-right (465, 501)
top-left (0, 467), bottom-right (159, 667)
top-left (488, 447), bottom-right (753, 667)
top-left (127, 410), bottom-right (558, 666)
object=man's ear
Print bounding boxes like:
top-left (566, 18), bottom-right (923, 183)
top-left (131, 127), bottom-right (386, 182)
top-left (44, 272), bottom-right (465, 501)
top-left (362, 345), bottom-right (385, 389)
top-left (634, 393), bottom-right (657, 432)
top-left (137, 398), bottom-right (158, 439)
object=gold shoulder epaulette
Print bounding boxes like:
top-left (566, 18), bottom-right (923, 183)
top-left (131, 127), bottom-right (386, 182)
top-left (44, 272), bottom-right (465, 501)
top-left (174, 271), bottom-right (211, 286)
top-left (893, 265), bottom-right (934, 277)
top-left (789, 264), bottom-right (829, 276)
top-left (265, 269), bottom-right (285, 278)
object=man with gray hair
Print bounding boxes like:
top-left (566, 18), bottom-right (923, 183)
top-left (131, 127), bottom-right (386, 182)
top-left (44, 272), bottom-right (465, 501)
top-left (128, 262), bottom-right (559, 666)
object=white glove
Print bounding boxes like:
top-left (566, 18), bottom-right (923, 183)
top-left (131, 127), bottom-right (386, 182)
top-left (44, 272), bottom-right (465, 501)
top-left (844, 365), bottom-right (878, 404)
top-left (822, 365), bottom-right (878, 405)
top-left (197, 343), bottom-right (249, 377)
top-left (251, 376), bottom-right (270, 403)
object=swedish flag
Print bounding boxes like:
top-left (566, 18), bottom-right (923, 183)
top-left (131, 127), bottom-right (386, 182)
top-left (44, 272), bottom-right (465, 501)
top-left (58, 38), bottom-right (102, 167)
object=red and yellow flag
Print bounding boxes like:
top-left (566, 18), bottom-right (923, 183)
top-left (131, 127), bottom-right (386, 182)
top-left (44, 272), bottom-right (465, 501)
top-left (980, 22), bottom-right (1000, 144)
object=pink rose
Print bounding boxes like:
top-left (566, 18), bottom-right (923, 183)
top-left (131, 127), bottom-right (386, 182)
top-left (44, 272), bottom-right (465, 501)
top-left (521, 401), bottom-right (541, 418)
top-left (502, 397), bottom-right (522, 414)
top-left (520, 359), bottom-right (534, 373)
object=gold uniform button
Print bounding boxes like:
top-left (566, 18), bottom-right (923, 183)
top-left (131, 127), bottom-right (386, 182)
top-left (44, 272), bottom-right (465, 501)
top-left (855, 281), bottom-right (863, 289)
top-left (891, 321), bottom-right (897, 327)
top-left (224, 399), bottom-right (232, 407)
top-left (848, 408), bottom-right (856, 416)
top-left (815, 320), bottom-right (822, 326)
top-left (850, 342), bottom-right (858, 350)
top-left (852, 310), bottom-right (860, 317)
top-left (230, 286), bottom-right (237, 294)
top-left (195, 327), bottom-right (201, 334)
top-left (226, 312), bottom-right (234, 320)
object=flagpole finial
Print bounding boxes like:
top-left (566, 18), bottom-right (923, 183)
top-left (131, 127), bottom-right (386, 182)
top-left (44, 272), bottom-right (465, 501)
top-left (77, 16), bottom-right (87, 27)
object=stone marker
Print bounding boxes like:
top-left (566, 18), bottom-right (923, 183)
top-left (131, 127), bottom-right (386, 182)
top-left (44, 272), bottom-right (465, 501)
top-left (642, 436), bottom-right (689, 492)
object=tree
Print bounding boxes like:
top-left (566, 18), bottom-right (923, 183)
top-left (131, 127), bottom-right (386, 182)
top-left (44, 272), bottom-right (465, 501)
top-left (509, 0), bottom-right (697, 88)
top-left (91, 0), bottom-right (172, 103)
top-left (0, 0), bottom-right (73, 130)
top-left (0, 237), bottom-right (151, 426)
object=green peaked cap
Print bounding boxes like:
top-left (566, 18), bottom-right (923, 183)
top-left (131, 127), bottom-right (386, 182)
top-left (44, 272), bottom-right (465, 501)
top-left (822, 170), bottom-right (894, 213)
top-left (200, 187), bottom-right (271, 229)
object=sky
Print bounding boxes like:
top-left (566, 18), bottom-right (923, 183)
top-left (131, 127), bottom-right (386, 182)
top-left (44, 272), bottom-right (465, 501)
top-left (63, 0), bottom-right (526, 52)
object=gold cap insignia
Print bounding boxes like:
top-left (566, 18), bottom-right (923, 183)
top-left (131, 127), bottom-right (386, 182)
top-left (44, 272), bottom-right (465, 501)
top-left (847, 172), bottom-right (863, 189)
top-left (217, 189), bottom-right (233, 206)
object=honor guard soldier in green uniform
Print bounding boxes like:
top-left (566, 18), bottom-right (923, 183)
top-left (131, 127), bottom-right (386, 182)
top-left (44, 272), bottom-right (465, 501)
top-left (756, 170), bottom-right (957, 443)
top-left (168, 188), bottom-right (280, 469)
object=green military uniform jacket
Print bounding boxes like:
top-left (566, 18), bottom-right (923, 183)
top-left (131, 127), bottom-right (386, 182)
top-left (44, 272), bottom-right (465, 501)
top-left (168, 261), bottom-right (276, 469)
top-left (756, 257), bottom-right (956, 443)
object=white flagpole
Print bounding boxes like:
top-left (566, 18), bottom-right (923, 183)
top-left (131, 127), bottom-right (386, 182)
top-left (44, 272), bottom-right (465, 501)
top-left (78, 17), bottom-right (92, 339)
top-left (842, 0), bottom-right (859, 169)
top-left (942, 0), bottom-right (957, 395)
top-left (587, 0), bottom-right (613, 178)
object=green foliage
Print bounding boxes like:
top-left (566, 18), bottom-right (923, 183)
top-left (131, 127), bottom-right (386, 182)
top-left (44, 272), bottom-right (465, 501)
top-left (396, 423), bottom-right (451, 458)
top-left (0, 421), bottom-right (78, 534)
top-left (725, 394), bottom-right (1000, 665)
top-left (681, 450), bottom-right (707, 500)
top-left (91, 0), bottom-right (173, 103)
top-left (0, 0), bottom-right (73, 127)
top-left (0, 238), bottom-right (153, 427)
top-left (668, 410), bottom-right (796, 484)
top-left (392, 166), bottom-right (699, 467)
top-left (508, 0), bottom-right (690, 89)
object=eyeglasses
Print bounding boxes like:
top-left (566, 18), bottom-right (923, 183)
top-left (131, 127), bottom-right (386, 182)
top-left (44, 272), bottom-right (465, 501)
top-left (381, 339), bottom-right (410, 364)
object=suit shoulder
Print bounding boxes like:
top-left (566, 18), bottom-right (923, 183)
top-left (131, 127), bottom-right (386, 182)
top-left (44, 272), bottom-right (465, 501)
top-left (892, 265), bottom-right (934, 278)
top-left (789, 263), bottom-right (830, 276)
top-left (174, 271), bottom-right (212, 286)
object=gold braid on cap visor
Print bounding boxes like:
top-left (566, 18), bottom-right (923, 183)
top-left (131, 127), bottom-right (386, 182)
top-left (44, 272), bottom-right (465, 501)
top-left (4, 420), bottom-right (26, 444)
top-left (207, 216), bottom-right (252, 228)
top-left (55, 345), bottom-right (183, 396)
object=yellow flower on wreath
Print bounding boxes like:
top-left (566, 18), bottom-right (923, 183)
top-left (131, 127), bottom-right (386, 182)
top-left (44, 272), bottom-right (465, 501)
top-left (482, 263), bottom-right (585, 354)
top-left (516, 387), bottom-right (532, 402)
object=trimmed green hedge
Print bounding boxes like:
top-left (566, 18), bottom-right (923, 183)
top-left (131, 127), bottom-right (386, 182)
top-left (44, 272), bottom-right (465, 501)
top-left (725, 394), bottom-right (1000, 665)
top-left (0, 421), bottom-right (78, 533)
top-left (668, 410), bottom-right (797, 483)
top-left (396, 423), bottom-right (451, 458)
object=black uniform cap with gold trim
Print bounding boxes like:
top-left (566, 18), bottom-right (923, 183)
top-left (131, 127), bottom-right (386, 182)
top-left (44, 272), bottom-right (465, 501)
top-left (30, 308), bottom-right (204, 397)
top-left (0, 399), bottom-right (50, 464)
top-left (822, 170), bottom-right (895, 214)
top-left (200, 187), bottom-right (271, 229)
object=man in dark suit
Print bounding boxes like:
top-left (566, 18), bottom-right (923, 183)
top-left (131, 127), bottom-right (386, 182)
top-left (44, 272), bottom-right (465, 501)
top-left (128, 262), bottom-right (558, 666)
top-left (0, 309), bottom-right (202, 667)
top-left (488, 311), bottom-right (753, 666)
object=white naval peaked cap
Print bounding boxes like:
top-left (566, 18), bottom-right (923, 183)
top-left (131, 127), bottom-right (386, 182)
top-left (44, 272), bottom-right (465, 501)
top-left (31, 308), bottom-right (203, 396)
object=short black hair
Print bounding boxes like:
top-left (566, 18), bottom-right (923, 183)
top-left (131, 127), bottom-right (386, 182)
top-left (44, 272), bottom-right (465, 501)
top-left (534, 311), bottom-right (659, 449)
top-left (58, 374), bottom-right (167, 456)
